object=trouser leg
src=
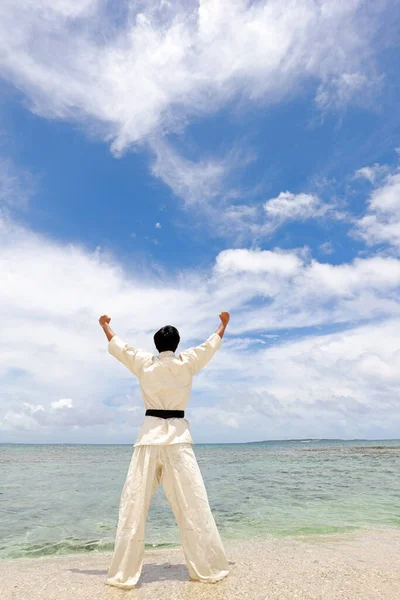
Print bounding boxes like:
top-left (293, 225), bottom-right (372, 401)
top-left (160, 443), bottom-right (229, 583)
top-left (105, 445), bottom-right (161, 588)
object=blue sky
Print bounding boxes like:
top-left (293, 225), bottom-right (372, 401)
top-left (1, 0), bottom-right (400, 444)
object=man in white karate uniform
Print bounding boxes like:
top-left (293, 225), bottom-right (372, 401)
top-left (99, 311), bottom-right (231, 589)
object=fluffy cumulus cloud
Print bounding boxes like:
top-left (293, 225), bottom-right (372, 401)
top-left (225, 317), bottom-right (400, 440)
top-left (0, 0), bottom-right (387, 154)
top-left (51, 398), bottom-right (73, 409)
top-left (255, 190), bottom-right (348, 235)
top-left (264, 192), bottom-right (331, 221)
top-left (212, 247), bottom-right (400, 333)
top-left (351, 160), bottom-right (400, 251)
top-left (2, 206), bottom-right (400, 442)
top-left (214, 247), bottom-right (304, 276)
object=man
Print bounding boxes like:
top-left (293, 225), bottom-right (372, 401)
top-left (99, 311), bottom-right (231, 589)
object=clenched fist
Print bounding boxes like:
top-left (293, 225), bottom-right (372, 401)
top-left (99, 314), bottom-right (111, 327)
top-left (219, 311), bottom-right (230, 326)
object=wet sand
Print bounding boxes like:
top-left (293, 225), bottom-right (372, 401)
top-left (1, 528), bottom-right (400, 600)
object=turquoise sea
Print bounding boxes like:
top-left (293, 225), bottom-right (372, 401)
top-left (1, 440), bottom-right (399, 560)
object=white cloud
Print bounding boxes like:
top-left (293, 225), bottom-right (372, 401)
top-left (214, 247), bottom-right (304, 276)
top-left (2, 205), bottom-right (400, 442)
top-left (261, 191), bottom-right (347, 232)
top-left (155, 222), bottom-right (161, 228)
top-left (264, 192), bottom-right (322, 220)
top-left (23, 402), bottom-right (44, 414)
top-left (211, 248), bottom-right (400, 333)
top-left (354, 163), bottom-right (390, 185)
top-left (51, 398), bottom-right (73, 409)
top-left (204, 189), bottom-right (347, 244)
top-left (351, 166), bottom-right (400, 250)
top-left (222, 317), bottom-right (400, 439)
top-left (2, 410), bottom-right (38, 431)
top-left (0, 0), bottom-right (387, 154)
top-left (187, 314), bottom-right (400, 441)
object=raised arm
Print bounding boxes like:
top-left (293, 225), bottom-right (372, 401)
top-left (180, 311), bottom-right (230, 375)
top-left (99, 314), bottom-right (152, 377)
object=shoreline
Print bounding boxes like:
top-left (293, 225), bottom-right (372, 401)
top-left (3, 523), bottom-right (398, 562)
top-left (1, 527), bottom-right (400, 599)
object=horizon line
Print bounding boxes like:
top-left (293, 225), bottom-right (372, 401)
top-left (1, 437), bottom-right (399, 445)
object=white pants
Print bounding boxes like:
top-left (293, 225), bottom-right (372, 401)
top-left (105, 443), bottom-right (230, 588)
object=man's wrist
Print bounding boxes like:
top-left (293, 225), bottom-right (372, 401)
top-left (216, 323), bottom-right (226, 338)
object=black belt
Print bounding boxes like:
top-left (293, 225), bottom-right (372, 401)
top-left (145, 409), bottom-right (185, 419)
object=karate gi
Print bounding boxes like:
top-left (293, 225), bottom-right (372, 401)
top-left (105, 332), bottom-right (229, 588)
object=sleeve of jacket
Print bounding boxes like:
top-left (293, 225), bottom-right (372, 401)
top-left (108, 335), bottom-right (153, 378)
top-left (179, 332), bottom-right (222, 375)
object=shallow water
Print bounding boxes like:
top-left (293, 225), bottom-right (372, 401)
top-left (1, 439), bottom-right (399, 559)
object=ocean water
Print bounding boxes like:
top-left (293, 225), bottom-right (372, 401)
top-left (1, 439), bottom-right (399, 560)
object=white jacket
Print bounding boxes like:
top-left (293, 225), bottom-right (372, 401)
top-left (108, 332), bottom-right (222, 446)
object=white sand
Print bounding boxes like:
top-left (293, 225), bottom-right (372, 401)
top-left (1, 528), bottom-right (400, 600)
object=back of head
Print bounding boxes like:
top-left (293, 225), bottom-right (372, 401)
top-left (154, 325), bottom-right (180, 353)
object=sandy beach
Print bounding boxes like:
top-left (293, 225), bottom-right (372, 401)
top-left (1, 528), bottom-right (399, 600)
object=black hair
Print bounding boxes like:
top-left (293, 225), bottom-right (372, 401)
top-left (153, 325), bottom-right (180, 353)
